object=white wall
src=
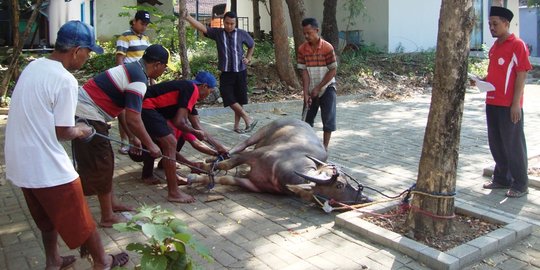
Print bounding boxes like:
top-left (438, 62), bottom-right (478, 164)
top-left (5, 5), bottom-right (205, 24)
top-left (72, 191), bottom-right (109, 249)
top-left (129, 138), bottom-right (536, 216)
top-left (388, 0), bottom-right (440, 53)
top-left (94, 0), bottom-right (135, 41)
top-left (48, 0), bottom-right (87, 45)
top-left (520, 7), bottom-right (538, 57)
top-left (236, 0), bottom-right (292, 35)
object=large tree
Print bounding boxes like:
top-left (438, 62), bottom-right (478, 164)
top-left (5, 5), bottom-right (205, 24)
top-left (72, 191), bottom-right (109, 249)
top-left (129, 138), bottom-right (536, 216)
top-left (252, 0), bottom-right (262, 39)
top-left (284, 0), bottom-right (306, 54)
top-left (405, 0), bottom-right (474, 236)
top-left (177, 0), bottom-right (190, 78)
top-left (269, 0), bottom-right (300, 89)
top-left (321, 0), bottom-right (339, 50)
top-left (1, 0), bottom-right (43, 103)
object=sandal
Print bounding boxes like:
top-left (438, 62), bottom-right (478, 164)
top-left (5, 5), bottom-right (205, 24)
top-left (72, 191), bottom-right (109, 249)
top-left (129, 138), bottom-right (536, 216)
top-left (109, 252), bottom-right (129, 268)
top-left (233, 128), bottom-right (245, 134)
top-left (482, 181), bottom-right (510, 189)
top-left (505, 188), bottom-right (528, 198)
top-left (60, 255), bottom-right (76, 270)
top-left (245, 119), bottom-right (258, 133)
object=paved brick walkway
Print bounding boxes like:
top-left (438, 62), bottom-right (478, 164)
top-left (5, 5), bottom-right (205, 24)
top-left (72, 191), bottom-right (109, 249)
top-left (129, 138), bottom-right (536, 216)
top-left (0, 85), bottom-right (539, 269)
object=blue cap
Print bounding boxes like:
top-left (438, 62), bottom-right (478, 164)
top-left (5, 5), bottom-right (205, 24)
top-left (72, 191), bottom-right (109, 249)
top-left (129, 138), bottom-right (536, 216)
top-left (56, 21), bottom-right (104, 54)
top-left (193, 71), bottom-right (217, 88)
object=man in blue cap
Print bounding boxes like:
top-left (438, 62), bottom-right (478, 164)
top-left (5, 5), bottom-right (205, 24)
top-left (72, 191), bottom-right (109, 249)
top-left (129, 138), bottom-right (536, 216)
top-left (134, 71), bottom-right (228, 202)
top-left (5, 21), bottom-right (129, 269)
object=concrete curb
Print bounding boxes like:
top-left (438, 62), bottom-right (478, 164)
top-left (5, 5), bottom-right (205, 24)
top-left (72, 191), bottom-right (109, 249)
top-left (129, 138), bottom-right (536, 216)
top-left (335, 201), bottom-right (533, 270)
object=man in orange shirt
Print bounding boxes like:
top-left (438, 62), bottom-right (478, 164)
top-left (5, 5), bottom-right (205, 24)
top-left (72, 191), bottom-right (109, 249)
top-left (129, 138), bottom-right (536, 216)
top-left (297, 18), bottom-right (338, 151)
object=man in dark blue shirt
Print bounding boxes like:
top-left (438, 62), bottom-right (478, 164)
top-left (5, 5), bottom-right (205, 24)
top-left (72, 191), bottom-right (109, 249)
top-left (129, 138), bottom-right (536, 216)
top-left (185, 11), bottom-right (258, 134)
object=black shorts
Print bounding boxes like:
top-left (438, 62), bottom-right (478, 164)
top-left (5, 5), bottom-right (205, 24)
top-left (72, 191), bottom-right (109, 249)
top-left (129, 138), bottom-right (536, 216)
top-left (219, 70), bottom-right (248, 107)
top-left (141, 109), bottom-right (172, 139)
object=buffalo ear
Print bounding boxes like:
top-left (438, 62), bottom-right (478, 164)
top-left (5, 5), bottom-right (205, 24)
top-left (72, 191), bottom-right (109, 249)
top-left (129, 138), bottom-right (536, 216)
top-left (286, 184), bottom-right (314, 201)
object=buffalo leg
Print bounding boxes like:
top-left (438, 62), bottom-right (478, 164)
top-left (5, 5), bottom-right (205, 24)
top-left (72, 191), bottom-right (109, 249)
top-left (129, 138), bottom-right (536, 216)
top-left (188, 174), bottom-right (261, 192)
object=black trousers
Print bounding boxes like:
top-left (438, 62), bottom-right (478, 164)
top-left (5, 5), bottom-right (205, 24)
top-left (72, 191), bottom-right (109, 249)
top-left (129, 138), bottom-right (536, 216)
top-left (486, 104), bottom-right (528, 192)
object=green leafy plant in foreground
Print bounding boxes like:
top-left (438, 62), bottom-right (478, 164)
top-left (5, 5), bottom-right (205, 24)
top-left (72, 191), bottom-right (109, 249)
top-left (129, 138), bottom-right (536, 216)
top-left (113, 205), bottom-right (213, 270)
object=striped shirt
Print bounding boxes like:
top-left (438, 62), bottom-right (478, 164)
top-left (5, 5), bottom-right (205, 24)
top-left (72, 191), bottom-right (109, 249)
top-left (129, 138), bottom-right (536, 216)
top-left (297, 38), bottom-right (337, 97)
top-left (116, 28), bottom-right (150, 64)
top-left (143, 80), bottom-right (199, 119)
top-left (79, 61), bottom-right (148, 120)
top-left (485, 34), bottom-right (532, 107)
top-left (205, 27), bottom-right (254, 72)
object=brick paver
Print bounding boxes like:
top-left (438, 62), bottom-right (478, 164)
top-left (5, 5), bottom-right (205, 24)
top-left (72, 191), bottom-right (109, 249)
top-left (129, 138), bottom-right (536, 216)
top-left (0, 85), bottom-right (539, 269)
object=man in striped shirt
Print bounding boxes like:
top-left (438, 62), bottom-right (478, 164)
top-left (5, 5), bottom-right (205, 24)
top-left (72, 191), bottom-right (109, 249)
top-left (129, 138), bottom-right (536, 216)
top-left (185, 11), bottom-right (258, 134)
top-left (116, 10), bottom-right (152, 154)
top-left (73, 44), bottom-right (169, 227)
top-left (116, 10), bottom-right (151, 65)
top-left (297, 18), bottom-right (337, 151)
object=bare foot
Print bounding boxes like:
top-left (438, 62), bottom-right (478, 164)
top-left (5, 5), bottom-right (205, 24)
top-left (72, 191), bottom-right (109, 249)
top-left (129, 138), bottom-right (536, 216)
top-left (142, 176), bottom-right (161, 185)
top-left (168, 192), bottom-right (196, 203)
top-left (99, 213), bottom-right (127, 228)
top-left (177, 174), bottom-right (188, 186)
top-left (112, 203), bottom-right (135, 212)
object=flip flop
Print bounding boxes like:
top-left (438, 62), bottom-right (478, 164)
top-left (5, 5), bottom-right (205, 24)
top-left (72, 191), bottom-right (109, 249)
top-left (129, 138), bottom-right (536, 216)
top-left (109, 252), bottom-right (129, 268)
top-left (482, 181), bottom-right (510, 189)
top-left (60, 255), bottom-right (76, 270)
top-left (505, 188), bottom-right (528, 198)
top-left (233, 128), bottom-right (246, 134)
top-left (245, 119), bottom-right (258, 133)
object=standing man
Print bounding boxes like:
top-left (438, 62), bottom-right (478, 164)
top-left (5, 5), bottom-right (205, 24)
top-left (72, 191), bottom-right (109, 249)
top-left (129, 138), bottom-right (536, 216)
top-left (116, 10), bottom-right (152, 154)
top-left (481, 6), bottom-right (532, 198)
top-left (297, 18), bottom-right (338, 151)
top-left (5, 21), bottom-right (129, 269)
top-left (73, 44), bottom-right (169, 227)
top-left (185, 11), bottom-right (258, 134)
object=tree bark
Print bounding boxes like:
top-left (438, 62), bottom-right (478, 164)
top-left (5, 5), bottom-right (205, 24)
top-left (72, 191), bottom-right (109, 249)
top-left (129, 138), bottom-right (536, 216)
top-left (269, 0), bottom-right (300, 89)
top-left (1, 0), bottom-right (43, 102)
top-left (321, 0), bottom-right (339, 51)
top-left (252, 0), bottom-right (261, 39)
top-left (177, 0), bottom-right (191, 78)
top-left (284, 0), bottom-right (306, 54)
top-left (405, 0), bottom-right (475, 236)
top-left (10, 0), bottom-right (20, 49)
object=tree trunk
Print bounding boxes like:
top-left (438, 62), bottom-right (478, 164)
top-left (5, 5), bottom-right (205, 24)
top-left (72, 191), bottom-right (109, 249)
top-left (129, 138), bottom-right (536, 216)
top-left (10, 0), bottom-right (20, 49)
top-left (269, 0), bottom-right (300, 90)
top-left (1, 0), bottom-right (43, 102)
top-left (252, 0), bottom-right (261, 39)
top-left (284, 0), bottom-right (306, 54)
top-left (405, 0), bottom-right (474, 236)
top-left (321, 0), bottom-right (339, 51)
top-left (177, 0), bottom-right (191, 78)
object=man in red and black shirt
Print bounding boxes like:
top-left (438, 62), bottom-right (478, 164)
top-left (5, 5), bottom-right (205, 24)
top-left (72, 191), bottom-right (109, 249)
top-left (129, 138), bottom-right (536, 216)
top-left (482, 6), bottom-right (532, 198)
top-left (140, 71), bottom-right (222, 203)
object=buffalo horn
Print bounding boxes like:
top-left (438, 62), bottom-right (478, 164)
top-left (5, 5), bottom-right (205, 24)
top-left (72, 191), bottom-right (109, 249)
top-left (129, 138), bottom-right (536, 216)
top-left (294, 170), bottom-right (333, 185)
top-left (305, 155), bottom-right (328, 166)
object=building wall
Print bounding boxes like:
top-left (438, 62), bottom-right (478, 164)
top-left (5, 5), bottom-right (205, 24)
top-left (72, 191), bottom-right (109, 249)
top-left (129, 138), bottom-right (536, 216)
top-left (388, 0), bottom-right (440, 52)
top-left (520, 7), bottom-right (539, 57)
top-left (94, 0), bottom-right (135, 41)
top-left (48, 0), bottom-right (87, 45)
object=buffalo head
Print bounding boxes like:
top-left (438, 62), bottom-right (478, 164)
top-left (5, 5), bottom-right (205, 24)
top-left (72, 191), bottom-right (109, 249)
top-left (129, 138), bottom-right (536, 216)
top-left (288, 156), bottom-right (370, 205)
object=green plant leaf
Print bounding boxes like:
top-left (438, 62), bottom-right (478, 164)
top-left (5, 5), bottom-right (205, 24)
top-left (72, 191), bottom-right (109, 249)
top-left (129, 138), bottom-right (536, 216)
top-left (169, 219), bottom-right (187, 233)
top-left (172, 241), bottom-right (186, 253)
top-left (113, 222), bottom-right (140, 232)
top-left (174, 232), bottom-right (191, 243)
top-left (140, 253), bottom-right (168, 270)
top-left (142, 223), bottom-right (175, 243)
top-left (168, 253), bottom-right (188, 270)
top-left (126, 242), bottom-right (152, 254)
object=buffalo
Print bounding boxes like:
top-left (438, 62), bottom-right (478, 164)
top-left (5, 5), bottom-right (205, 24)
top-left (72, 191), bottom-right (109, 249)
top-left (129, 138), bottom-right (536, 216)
top-left (188, 118), bottom-right (369, 204)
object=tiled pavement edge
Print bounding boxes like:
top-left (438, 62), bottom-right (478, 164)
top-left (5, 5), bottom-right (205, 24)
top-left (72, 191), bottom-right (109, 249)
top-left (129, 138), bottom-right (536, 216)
top-left (0, 85), bottom-right (539, 269)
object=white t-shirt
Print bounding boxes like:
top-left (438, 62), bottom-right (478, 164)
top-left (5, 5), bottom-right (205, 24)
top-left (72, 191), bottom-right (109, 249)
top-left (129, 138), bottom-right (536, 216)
top-left (5, 58), bottom-right (79, 188)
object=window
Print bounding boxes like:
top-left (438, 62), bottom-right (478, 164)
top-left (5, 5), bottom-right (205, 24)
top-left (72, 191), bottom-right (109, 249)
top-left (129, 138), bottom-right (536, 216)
top-left (470, 0), bottom-right (483, 50)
